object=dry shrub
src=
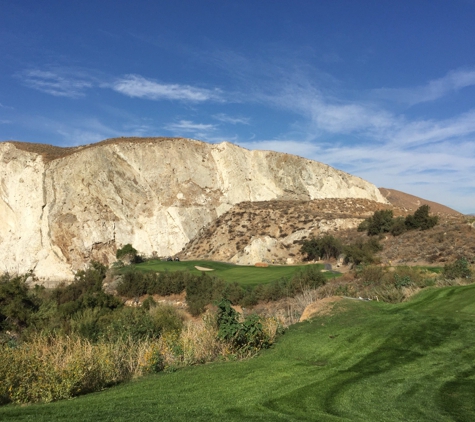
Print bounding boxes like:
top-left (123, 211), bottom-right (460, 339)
top-left (0, 335), bottom-right (149, 404)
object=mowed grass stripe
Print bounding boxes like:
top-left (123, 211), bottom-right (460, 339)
top-left (2, 283), bottom-right (475, 421)
top-left (131, 260), bottom-right (337, 286)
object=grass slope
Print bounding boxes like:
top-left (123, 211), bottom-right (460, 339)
top-left (131, 260), bottom-right (337, 286)
top-left (2, 284), bottom-right (475, 421)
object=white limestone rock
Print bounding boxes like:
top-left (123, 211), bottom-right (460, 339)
top-left (0, 138), bottom-right (387, 282)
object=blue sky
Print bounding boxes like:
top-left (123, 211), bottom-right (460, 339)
top-left (1, 0), bottom-right (475, 213)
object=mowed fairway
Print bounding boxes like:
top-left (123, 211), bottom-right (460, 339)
top-left (130, 260), bottom-right (338, 286)
top-left (3, 283), bottom-right (475, 421)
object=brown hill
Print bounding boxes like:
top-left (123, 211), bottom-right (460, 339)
top-left (181, 197), bottom-right (474, 266)
top-left (379, 188), bottom-right (461, 216)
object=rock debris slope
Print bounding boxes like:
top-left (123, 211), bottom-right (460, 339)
top-left (0, 137), bottom-right (387, 282)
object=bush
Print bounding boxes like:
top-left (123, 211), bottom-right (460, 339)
top-left (116, 244), bottom-right (143, 264)
top-left (289, 265), bottom-right (326, 295)
top-left (344, 239), bottom-right (382, 265)
top-left (366, 209), bottom-right (394, 235)
top-left (360, 205), bottom-right (438, 236)
top-left (149, 305), bottom-right (184, 335)
top-left (185, 274), bottom-right (226, 316)
top-left (0, 273), bottom-right (39, 332)
top-left (443, 258), bottom-right (472, 280)
top-left (300, 235), bottom-right (343, 261)
top-left (216, 299), bottom-right (271, 354)
top-left (390, 217), bottom-right (406, 236)
top-left (405, 205), bottom-right (438, 231)
top-left (116, 244), bottom-right (137, 260)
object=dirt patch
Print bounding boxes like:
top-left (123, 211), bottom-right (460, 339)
top-left (299, 296), bottom-right (343, 322)
top-left (195, 266), bottom-right (214, 271)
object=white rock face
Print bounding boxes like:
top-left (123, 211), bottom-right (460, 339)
top-left (230, 236), bottom-right (279, 265)
top-left (0, 138), bottom-right (387, 282)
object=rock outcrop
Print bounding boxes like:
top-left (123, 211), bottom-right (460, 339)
top-left (0, 137), bottom-right (387, 282)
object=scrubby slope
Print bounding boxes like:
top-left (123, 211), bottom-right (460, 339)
top-left (181, 196), bottom-right (473, 266)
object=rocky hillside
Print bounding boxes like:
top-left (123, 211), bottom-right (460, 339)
top-left (181, 198), bottom-right (474, 266)
top-left (180, 198), bottom-right (393, 264)
top-left (0, 137), bottom-right (387, 282)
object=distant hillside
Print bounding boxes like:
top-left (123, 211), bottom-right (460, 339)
top-left (181, 197), bottom-right (474, 266)
top-left (379, 188), bottom-right (461, 216)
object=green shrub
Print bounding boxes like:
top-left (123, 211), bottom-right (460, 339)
top-left (149, 305), bottom-right (184, 335)
top-left (116, 244), bottom-right (138, 260)
top-left (0, 273), bottom-right (39, 332)
top-left (344, 239), bottom-right (382, 265)
top-left (216, 299), bottom-right (270, 354)
top-left (366, 209), bottom-right (394, 235)
top-left (289, 265), bottom-right (326, 295)
top-left (405, 205), bottom-right (438, 231)
top-left (300, 235), bottom-right (342, 261)
top-left (390, 216), bottom-right (407, 236)
top-left (100, 307), bottom-right (160, 341)
top-left (360, 205), bottom-right (438, 236)
top-left (185, 274), bottom-right (226, 316)
top-left (443, 258), bottom-right (472, 280)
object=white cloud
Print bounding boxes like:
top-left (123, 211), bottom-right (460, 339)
top-left (17, 69), bottom-right (93, 98)
top-left (112, 75), bottom-right (221, 102)
top-left (375, 68), bottom-right (475, 105)
top-left (213, 113), bottom-right (250, 125)
top-left (241, 138), bottom-right (475, 213)
top-left (164, 120), bottom-right (217, 133)
top-left (390, 109), bottom-right (475, 147)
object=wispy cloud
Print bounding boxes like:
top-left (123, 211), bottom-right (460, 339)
top-left (163, 119), bottom-right (238, 143)
top-left (374, 68), bottom-right (475, 105)
top-left (16, 69), bottom-right (94, 98)
top-left (112, 75), bottom-right (222, 102)
top-left (232, 62), bottom-right (475, 212)
top-left (164, 120), bottom-right (217, 133)
top-left (390, 109), bottom-right (475, 147)
top-left (241, 137), bottom-right (475, 212)
top-left (212, 113), bottom-right (250, 125)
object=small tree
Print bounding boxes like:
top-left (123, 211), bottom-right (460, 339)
top-left (367, 209), bottom-right (394, 236)
top-left (405, 205), bottom-right (438, 231)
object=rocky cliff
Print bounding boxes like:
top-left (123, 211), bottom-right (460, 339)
top-left (0, 137), bottom-right (387, 282)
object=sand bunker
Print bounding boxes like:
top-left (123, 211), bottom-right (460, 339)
top-left (195, 266), bottom-right (214, 271)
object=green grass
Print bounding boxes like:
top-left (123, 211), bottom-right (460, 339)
top-left (415, 265), bottom-right (443, 274)
top-left (129, 260), bottom-right (338, 287)
top-left (3, 284), bottom-right (475, 421)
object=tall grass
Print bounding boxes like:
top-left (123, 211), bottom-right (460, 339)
top-left (0, 311), bottom-right (281, 405)
top-left (0, 335), bottom-right (145, 404)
